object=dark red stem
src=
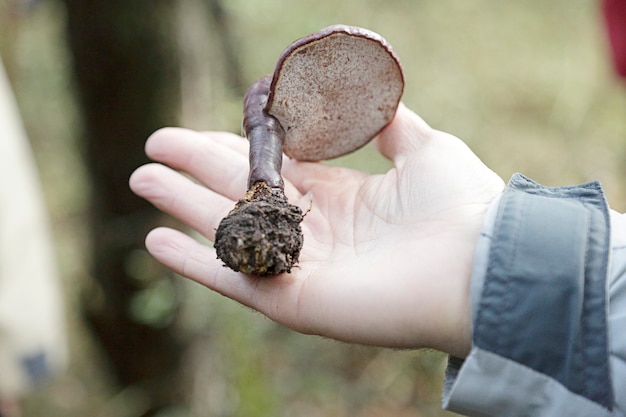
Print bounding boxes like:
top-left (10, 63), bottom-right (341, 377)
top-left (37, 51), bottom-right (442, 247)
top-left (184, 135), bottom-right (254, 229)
top-left (243, 75), bottom-right (285, 190)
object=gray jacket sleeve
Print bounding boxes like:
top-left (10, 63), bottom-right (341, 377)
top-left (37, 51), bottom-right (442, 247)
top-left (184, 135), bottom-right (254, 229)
top-left (442, 173), bottom-right (626, 417)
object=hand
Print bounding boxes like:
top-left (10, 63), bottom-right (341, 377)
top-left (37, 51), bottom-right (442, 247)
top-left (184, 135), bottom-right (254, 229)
top-left (129, 103), bottom-right (504, 357)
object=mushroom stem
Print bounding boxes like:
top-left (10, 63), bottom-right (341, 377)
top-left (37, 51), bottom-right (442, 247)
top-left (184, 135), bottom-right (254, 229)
top-left (243, 75), bottom-right (285, 190)
top-left (213, 75), bottom-right (304, 276)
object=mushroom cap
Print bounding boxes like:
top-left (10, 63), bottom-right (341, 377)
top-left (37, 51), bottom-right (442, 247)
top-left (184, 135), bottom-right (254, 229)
top-left (266, 25), bottom-right (404, 161)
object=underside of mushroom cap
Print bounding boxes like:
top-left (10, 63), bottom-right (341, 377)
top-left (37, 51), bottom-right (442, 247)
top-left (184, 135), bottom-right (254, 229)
top-left (265, 25), bottom-right (404, 161)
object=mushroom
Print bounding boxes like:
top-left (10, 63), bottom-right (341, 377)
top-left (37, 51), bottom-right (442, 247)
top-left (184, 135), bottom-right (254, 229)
top-left (214, 25), bottom-right (404, 276)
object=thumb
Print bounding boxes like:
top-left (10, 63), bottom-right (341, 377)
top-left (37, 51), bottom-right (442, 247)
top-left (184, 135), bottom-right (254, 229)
top-left (374, 102), bottom-right (435, 164)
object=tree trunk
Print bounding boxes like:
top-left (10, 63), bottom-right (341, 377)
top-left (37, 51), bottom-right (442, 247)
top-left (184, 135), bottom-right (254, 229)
top-left (205, 0), bottom-right (245, 95)
top-left (62, 0), bottom-right (184, 413)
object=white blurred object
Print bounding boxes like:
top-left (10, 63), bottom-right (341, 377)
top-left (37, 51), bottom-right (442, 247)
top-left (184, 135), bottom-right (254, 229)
top-left (0, 57), bottom-right (67, 400)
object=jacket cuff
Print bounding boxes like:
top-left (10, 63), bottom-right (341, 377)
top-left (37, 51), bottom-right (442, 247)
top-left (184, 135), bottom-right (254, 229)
top-left (443, 173), bottom-right (613, 417)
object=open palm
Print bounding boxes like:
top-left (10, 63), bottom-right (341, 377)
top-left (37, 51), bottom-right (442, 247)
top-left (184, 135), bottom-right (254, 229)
top-left (130, 104), bottom-right (504, 357)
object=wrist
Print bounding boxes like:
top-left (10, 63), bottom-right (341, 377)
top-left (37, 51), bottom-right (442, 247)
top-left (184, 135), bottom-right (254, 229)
top-left (433, 193), bottom-right (504, 358)
top-left (443, 173), bottom-right (613, 415)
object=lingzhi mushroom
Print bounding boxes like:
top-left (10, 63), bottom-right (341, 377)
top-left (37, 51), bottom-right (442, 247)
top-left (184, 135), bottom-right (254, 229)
top-left (214, 25), bottom-right (405, 276)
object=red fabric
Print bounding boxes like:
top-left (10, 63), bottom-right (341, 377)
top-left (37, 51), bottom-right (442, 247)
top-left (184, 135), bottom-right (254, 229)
top-left (603, 0), bottom-right (626, 77)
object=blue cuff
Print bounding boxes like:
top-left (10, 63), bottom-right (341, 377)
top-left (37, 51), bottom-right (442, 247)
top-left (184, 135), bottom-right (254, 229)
top-left (444, 173), bottom-right (613, 415)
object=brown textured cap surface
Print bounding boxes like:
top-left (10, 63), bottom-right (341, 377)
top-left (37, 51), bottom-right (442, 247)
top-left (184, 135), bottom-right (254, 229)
top-left (266, 25), bottom-right (404, 161)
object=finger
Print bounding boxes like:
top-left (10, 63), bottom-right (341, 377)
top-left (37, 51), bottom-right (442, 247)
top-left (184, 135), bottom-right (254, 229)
top-left (145, 128), bottom-right (249, 200)
top-left (145, 226), bottom-right (245, 296)
top-left (130, 163), bottom-right (234, 240)
top-left (145, 227), bottom-right (305, 324)
top-left (281, 159), bottom-right (329, 193)
top-left (374, 102), bottom-right (435, 165)
top-left (199, 130), bottom-right (249, 155)
top-left (146, 127), bottom-right (305, 203)
top-left (282, 158), bottom-right (368, 197)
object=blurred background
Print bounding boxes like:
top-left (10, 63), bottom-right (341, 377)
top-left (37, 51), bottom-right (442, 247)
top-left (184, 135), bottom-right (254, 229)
top-left (1, 0), bottom-right (625, 416)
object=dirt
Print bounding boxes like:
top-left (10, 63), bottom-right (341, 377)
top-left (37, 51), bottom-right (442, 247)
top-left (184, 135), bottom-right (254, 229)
top-left (214, 182), bottom-right (304, 276)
